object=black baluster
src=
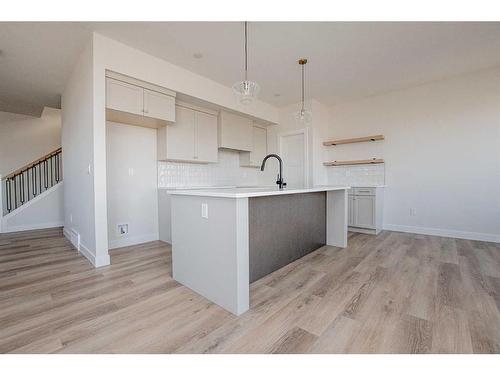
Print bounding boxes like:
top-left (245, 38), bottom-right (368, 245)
top-left (6, 178), bottom-right (11, 212)
top-left (38, 162), bottom-right (42, 193)
top-left (14, 175), bottom-right (18, 209)
top-left (27, 168), bottom-right (30, 202)
top-left (20, 171), bottom-right (25, 204)
top-left (44, 159), bottom-right (48, 189)
top-left (50, 155), bottom-right (53, 187)
top-left (32, 165), bottom-right (37, 196)
top-left (55, 153), bottom-right (59, 183)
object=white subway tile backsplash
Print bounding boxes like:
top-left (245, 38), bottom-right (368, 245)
top-left (158, 149), bottom-right (264, 188)
top-left (327, 164), bottom-right (385, 186)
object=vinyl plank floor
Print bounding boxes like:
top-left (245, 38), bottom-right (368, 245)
top-left (1, 227), bottom-right (499, 353)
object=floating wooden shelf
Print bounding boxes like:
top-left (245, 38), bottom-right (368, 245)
top-left (323, 158), bottom-right (384, 166)
top-left (323, 134), bottom-right (384, 146)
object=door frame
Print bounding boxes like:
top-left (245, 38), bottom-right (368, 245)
top-left (278, 128), bottom-right (309, 187)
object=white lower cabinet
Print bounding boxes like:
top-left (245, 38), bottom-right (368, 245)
top-left (158, 103), bottom-right (218, 163)
top-left (348, 187), bottom-right (384, 235)
top-left (348, 195), bottom-right (355, 226)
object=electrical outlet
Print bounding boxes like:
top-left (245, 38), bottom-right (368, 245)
top-left (410, 208), bottom-right (417, 216)
top-left (117, 224), bottom-right (129, 236)
top-left (201, 203), bottom-right (208, 219)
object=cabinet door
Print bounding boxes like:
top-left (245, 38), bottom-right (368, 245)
top-left (250, 126), bottom-right (267, 165)
top-left (143, 89), bottom-right (175, 122)
top-left (106, 78), bottom-right (143, 116)
top-left (353, 195), bottom-right (376, 229)
top-left (195, 111), bottom-right (218, 163)
top-left (218, 111), bottom-right (253, 151)
top-left (348, 195), bottom-right (355, 226)
top-left (165, 106), bottom-right (195, 161)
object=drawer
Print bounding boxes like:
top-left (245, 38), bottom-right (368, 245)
top-left (353, 187), bottom-right (376, 196)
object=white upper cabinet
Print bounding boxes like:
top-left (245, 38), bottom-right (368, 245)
top-left (218, 111), bottom-right (253, 151)
top-left (143, 88), bottom-right (175, 122)
top-left (239, 124), bottom-right (267, 167)
top-left (195, 111), bottom-right (218, 163)
top-left (161, 105), bottom-right (196, 161)
top-left (106, 78), bottom-right (144, 116)
top-left (105, 76), bottom-right (176, 128)
top-left (158, 103), bottom-right (218, 163)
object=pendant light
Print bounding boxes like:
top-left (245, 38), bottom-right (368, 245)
top-left (232, 21), bottom-right (260, 105)
top-left (294, 58), bottom-right (312, 124)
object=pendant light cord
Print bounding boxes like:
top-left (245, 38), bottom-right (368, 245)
top-left (244, 21), bottom-right (248, 81)
top-left (301, 63), bottom-right (305, 111)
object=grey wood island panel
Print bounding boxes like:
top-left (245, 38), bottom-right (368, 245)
top-left (248, 192), bottom-right (326, 282)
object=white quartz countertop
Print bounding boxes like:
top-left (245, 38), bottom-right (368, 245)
top-left (168, 185), bottom-right (351, 198)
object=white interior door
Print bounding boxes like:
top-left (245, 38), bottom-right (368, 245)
top-left (279, 130), bottom-right (308, 188)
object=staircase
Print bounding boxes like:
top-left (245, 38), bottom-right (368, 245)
top-left (1, 148), bottom-right (63, 232)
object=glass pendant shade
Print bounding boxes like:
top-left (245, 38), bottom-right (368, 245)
top-left (233, 21), bottom-right (259, 105)
top-left (294, 107), bottom-right (312, 124)
top-left (294, 58), bottom-right (312, 124)
top-left (232, 80), bottom-right (260, 105)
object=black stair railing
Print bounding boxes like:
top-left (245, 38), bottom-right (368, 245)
top-left (2, 148), bottom-right (62, 215)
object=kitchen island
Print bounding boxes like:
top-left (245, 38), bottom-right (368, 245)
top-left (169, 186), bottom-right (350, 315)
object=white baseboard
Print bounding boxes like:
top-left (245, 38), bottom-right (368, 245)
top-left (2, 221), bottom-right (64, 233)
top-left (349, 226), bottom-right (380, 235)
top-left (108, 233), bottom-right (160, 250)
top-left (63, 226), bottom-right (110, 268)
top-left (383, 224), bottom-right (500, 243)
top-left (79, 242), bottom-right (110, 268)
top-left (63, 227), bottom-right (80, 250)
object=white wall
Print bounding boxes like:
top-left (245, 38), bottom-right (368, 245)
top-left (326, 67), bottom-right (500, 242)
top-left (0, 107), bottom-right (61, 176)
top-left (106, 122), bottom-right (159, 249)
top-left (61, 39), bottom-right (110, 267)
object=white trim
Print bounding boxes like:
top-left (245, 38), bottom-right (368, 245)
top-left (384, 224), bottom-right (500, 243)
top-left (63, 226), bottom-right (110, 267)
top-left (176, 100), bottom-right (218, 117)
top-left (108, 233), bottom-right (159, 250)
top-left (79, 241), bottom-right (111, 268)
top-left (278, 128), bottom-right (310, 187)
top-left (2, 221), bottom-right (63, 233)
top-left (63, 227), bottom-right (80, 250)
top-left (105, 70), bottom-right (176, 98)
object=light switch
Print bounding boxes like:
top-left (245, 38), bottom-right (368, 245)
top-left (128, 168), bottom-right (134, 176)
top-left (201, 203), bottom-right (208, 219)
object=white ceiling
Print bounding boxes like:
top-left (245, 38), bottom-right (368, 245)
top-left (2, 22), bottom-right (500, 116)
